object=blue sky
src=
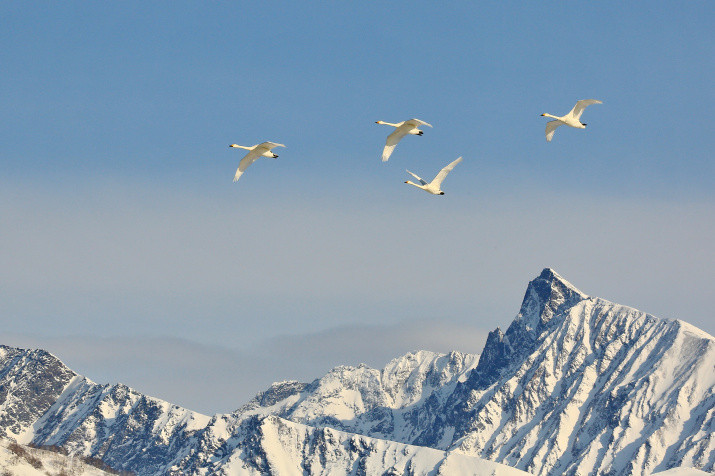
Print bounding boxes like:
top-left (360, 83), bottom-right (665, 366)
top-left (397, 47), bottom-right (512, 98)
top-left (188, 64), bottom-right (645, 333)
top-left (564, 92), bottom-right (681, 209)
top-left (1, 2), bottom-right (713, 413)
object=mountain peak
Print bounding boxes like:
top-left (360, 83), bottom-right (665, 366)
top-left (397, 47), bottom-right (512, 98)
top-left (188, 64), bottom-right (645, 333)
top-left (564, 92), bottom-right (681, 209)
top-left (467, 269), bottom-right (588, 389)
top-left (515, 268), bottom-right (587, 332)
top-left (538, 267), bottom-right (561, 281)
top-left (536, 267), bottom-right (584, 296)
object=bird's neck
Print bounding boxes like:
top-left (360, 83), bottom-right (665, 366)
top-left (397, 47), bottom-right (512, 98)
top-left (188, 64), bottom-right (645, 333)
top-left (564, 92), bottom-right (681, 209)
top-left (230, 144), bottom-right (252, 150)
top-left (378, 121), bottom-right (400, 128)
top-left (541, 113), bottom-right (560, 120)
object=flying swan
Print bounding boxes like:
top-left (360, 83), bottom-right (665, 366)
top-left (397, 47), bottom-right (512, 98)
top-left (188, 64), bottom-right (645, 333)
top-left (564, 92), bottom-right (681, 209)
top-left (228, 141), bottom-right (285, 182)
top-left (541, 99), bottom-right (602, 141)
top-left (375, 118), bottom-right (432, 162)
top-left (404, 156), bottom-right (463, 195)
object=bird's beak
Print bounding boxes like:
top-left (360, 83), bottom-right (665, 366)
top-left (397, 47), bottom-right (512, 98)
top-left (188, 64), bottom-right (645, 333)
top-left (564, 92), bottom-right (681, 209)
top-left (540, 114), bottom-right (545, 117)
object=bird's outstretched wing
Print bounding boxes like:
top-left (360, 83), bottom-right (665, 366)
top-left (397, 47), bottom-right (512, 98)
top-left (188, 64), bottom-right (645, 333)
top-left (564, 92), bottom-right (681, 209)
top-left (545, 120), bottom-right (564, 142)
top-left (257, 141), bottom-right (286, 152)
top-left (234, 150), bottom-right (261, 182)
top-left (405, 169), bottom-right (427, 185)
top-left (568, 99), bottom-right (602, 120)
top-left (382, 128), bottom-right (409, 162)
top-left (431, 156), bottom-right (463, 187)
top-left (404, 118), bottom-right (433, 128)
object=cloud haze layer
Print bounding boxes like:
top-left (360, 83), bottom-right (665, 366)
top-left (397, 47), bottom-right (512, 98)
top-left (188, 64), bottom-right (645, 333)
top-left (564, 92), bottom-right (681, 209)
top-left (1, 179), bottom-right (713, 412)
top-left (4, 321), bottom-right (489, 414)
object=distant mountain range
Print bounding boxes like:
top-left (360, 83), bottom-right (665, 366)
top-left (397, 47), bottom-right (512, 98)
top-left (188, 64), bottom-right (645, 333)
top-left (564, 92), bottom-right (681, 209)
top-left (1, 269), bottom-right (712, 475)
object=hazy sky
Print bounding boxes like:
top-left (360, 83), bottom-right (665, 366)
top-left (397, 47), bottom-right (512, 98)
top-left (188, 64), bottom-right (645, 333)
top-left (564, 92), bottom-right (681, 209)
top-left (1, 2), bottom-right (713, 413)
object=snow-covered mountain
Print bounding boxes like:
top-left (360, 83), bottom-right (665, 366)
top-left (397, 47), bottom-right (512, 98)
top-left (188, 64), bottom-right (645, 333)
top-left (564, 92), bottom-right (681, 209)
top-left (234, 349), bottom-right (481, 443)
top-left (449, 269), bottom-right (714, 475)
top-left (167, 415), bottom-right (530, 475)
top-left (1, 268), bottom-right (713, 475)
top-left (0, 346), bottom-right (518, 475)
top-left (0, 345), bottom-right (209, 474)
top-left (185, 269), bottom-right (714, 475)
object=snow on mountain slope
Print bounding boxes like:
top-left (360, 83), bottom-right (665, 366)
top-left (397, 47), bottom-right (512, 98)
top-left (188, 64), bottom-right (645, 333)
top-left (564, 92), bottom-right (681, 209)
top-left (235, 349), bottom-right (480, 443)
top-left (159, 350), bottom-right (482, 474)
top-left (449, 269), bottom-right (715, 475)
top-left (216, 269), bottom-right (714, 476)
top-left (651, 468), bottom-right (713, 476)
top-left (27, 379), bottom-right (209, 473)
top-left (0, 345), bottom-right (209, 475)
top-left (0, 346), bottom-right (76, 440)
top-left (168, 415), bottom-right (530, 476)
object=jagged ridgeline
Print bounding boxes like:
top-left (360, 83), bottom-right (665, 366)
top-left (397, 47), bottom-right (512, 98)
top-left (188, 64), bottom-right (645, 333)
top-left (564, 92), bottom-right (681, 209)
top-left (1, 269), bottom-right (713, 475)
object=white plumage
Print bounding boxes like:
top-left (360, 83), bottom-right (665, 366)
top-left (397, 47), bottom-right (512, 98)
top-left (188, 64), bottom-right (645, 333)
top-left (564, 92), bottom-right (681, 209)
top-left (404, 156), bottom-right (462, 195)
top-left (228, 141), bottom-right (285, 182)
top-left (541, 99), bottom-right (602, 141)
top-left (375, 118), bottom-right (432, 162)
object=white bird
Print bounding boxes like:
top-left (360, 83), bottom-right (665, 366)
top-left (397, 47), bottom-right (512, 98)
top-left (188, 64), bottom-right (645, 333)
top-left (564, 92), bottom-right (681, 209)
top-left (404, 156), bottom-right (463, 195)
top-left (541, 99), bottom-right (602, 141)
top-left (375, 118), bottom-right (432, 162)
top-left (228, 141), bottom-right (285, 182)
